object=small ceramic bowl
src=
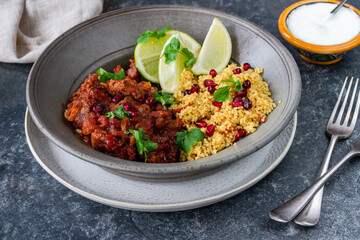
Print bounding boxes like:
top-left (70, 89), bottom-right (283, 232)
top-left (279, 0), bottom-right (360, 65)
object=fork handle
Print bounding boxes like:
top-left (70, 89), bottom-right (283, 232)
top-left (269, 150), bottom-right (356, 223)
top-left (294, 135), bottom-right (339, 226)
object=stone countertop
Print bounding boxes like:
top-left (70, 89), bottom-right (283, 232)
top-left (1, 0), bottom-right (360, 239)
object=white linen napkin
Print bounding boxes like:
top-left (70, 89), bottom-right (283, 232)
top-left (0, 0), bottom-right (103, 63)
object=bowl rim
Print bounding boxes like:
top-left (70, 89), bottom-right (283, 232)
top-left (26, 5), bottom-right (301, 174)
top-left (278, 0), bottom-right (360, 54)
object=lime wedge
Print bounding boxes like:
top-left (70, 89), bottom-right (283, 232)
top-left (191, 18), bottom-right (232, 75)
top-left (134, 33), bottom-right (171, 83)
top-left (158, 33), bottom-right (201, 93)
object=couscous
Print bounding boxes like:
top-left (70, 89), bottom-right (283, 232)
top-left (170, 63), bottom-right (276, 161)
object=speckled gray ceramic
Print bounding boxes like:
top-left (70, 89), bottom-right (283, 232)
top-left (25, 110), bottom-right (296, 211)
top-left (26, 6), bottom-right (301, 178)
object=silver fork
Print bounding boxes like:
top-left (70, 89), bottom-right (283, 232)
top-left (294, 76), bottom-right (360, 226)
top-left (269, 137), bottom-right (360, 223)
top-left (269, 76), bottom-right (360, 224)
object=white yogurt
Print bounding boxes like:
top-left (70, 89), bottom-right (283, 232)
top-left (286, 2), bottom-right (360, 45)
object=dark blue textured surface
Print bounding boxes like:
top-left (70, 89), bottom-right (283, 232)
top-left (1, 0), bottom-right (360, 239)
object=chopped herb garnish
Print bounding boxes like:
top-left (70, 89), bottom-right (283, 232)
top-left (213, 77), bottom-right (243, 102)
top-left (163, 37), bottom-right (181, 64)
top-left (153, 91), bottom-right (177, 109)
top-left (176, 128), bottom-right (205, 154)
top-left (181, 48), bottom-right (197, 68)
top-left (137, 26), bottom-right (170, 44)
top-left (128, 128), bottom-right (158, 162)
top-left (96, 68), bottom-right (125, 83)
top-left (162, 37), bottom-right (197, 68)
top-left (106, 105), bottom-right (131, 119)
top-left (213, 86), bottom-right (231, 102)
top-left (235, 80), bottom-right (243, 92)
top-left (221, 78), bottom-right (235, 84)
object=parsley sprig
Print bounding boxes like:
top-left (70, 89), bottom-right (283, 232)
top-left (128, 128), bottom-right (158, 162)
top-left (176, 128), bottom-right (205, 154)
top-left (153, 91), bottom-right (177, 109)
top-left (162, 37), bottom-right (197, 68)
top-left (213, 77), bottom-right (243, 102)
top-left (106, 105), bottom-right (130, 119)
top-left (96, 68), bottom-right (125, 83)
top-left (137, 27), bottom-right (170, 44)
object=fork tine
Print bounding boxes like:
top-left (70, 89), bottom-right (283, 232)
top-left (344, 77), bottom-right (359, 126)
top-left (329, 76), bottom-right (348, 123)
top-left (349, 78), bottom-right (360, 129)
top-left (335, 76), bottom-right (354, 124)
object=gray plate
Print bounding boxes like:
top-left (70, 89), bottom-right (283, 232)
top-left (25, 110), bottom-right (297, 211)
top-left (26, 6), bottom-right (301, 177)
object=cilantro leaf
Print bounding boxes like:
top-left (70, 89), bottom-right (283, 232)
top-left (213, 86), bottom-right (231, 102)
top-left (137, 32), bottom-right (151, 44)
top-left (170, 37), bottom-right (180, 51)
top-left (128, 129), bottom-right (146, 154)
top-left (184, 57), bottom-right (196, 68)
top-left (162, 38), bottom-right (197, 67)
top-left (156, 26), bottom-right (170, 38)
top-left (163, 37), bottom-right (181, 64)
top-left (96, 68), bottom-right (125, 83)
top-left (165, 50), bottom-right (178, 64)
top-left (106, 105), bottom-right (130, 119)
top-left (235, 80), bottom-right (243, 92)
top-left (181, 48), bottom-right (194, 59)
top-left (221, 77), bottom-right (235, 84)
top-left (213, 77), bottom-right (243, 102)
top-left (128, 128), bottom-right (158, 162)
top-left (181, 48), bottom-right (197, 68)
top-left (143, 140), bottom-right (158, 160)
top-left (153, 91), bottom-right (177, 109)
top-left (137, 26), bottom-right (170, 44)
top-left (176, 128), bottom-right (205, 154)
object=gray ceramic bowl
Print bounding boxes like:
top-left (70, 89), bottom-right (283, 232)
top-left (26, 5), bottom-right (301, 179)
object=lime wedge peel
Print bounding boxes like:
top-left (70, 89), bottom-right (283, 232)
top-left (158, 34), bottom-right (201, 93)
top-left (191, 18), bottom-right (232, 75)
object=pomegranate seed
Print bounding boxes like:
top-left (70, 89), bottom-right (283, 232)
top-left (242, 98), bottom-right (252, 110)
top-left (243, 63), bottom-right (251, 71)
top-left (242, 80), bottom-right (251, 89)
top-left (129, 111), bottom-right (138, 118)
top-left (233, 96), bottom-right (242, 102)
top-left (145, 96), bottom-right (155, 106)
top-left (210, 69), bottom-right (217, 77)
top-left (206, 124), bottom-right (215, 136)
top-left (182, 89), bottom-right (192, 95)
top-left (234, 129), bottom-right (247, 141)
top-left (208, 84), bottom-right (218, 94)
top-left (233, 68), bottom-right (242, 74)
top-left (92, 103), bottom-right (103, 114)
top-left (236, 89), bottom-right (247, 97)
top-left (212, 100), bottom-right (223, 108)
top-left (204, 79), bottom-right (214, 87)
top-left (232, 101), bottom-right (243, 107)
top-left (190, 84), bottom-right (200, 93)
top-left (112, 92), bottom-right (124, 103)
top-left (195, 120), bottom-right (207, 128)
top-left (123, 103), bottom-right (131, 111)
